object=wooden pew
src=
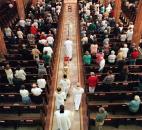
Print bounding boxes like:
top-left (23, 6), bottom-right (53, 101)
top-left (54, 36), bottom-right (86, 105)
top-left (86, 91), bottom-right (142, 102)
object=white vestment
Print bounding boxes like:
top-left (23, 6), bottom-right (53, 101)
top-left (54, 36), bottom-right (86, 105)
top-left (59, 78), bottom-right (71, 99)
top-left (72, 87), bottom-right (84, 110)
top-left (64, 40), bottom-right (73, 59)
top-left (54, 91), bottom-right (66, 109)
top-left (55, 110), bottom-right (71, 130)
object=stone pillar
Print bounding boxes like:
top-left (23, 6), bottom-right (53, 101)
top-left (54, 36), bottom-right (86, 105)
top-left (114, 0), bottom-right (121, 23)
top-left (0, 28), bottom-right (7, 56)
top-left (132, 0), bottom-right (142, 47)
top-left (16, 0), bottom-right (25, 19)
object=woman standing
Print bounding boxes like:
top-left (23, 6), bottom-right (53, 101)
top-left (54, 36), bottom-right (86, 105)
top-left (4, 64), bottom-right (14, 84)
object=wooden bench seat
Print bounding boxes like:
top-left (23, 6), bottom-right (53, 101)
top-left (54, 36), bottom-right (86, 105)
top-left (0, 92), bottom-right (47, 104)
top-left (0, 103), bottom-right (46, 115)
top-left (88, 102), bottom-right (142, 114)
top-left (86, 91), bottom-right (142, 102)
top-left (89, 113), bottom-right (142, 127)
top-left (0, 114), bottom-right (43, 127)
top-left (85, 81), bottom-right (139, 92)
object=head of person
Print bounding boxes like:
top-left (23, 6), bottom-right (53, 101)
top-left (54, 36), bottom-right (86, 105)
top-left (124, 44), bottom-right (128, 48)
top-left (107, 70), bottom-right (112, 75)
top-left (85, 51), bottom-right (89, 55)
top-left (99, 107), bottom-right (105, 113)
top-left (76, 82), bottom-right (80, 87)
top-left (41, 32), bottom-right (45, 36)
top-left (32, 83), bottom-right (37, 88)
top-left (22, 44), bottom-right (26, 49)
top-left (90, 72), bottom-right (95, 76)
top-left (111, 50), bottom-right (115, 55)
top-left (134, 95), bottom-right (141, 102)
top-left (20, 85), bottom-right (25, 90)
top-left (60, 105), bottom-right (64, 113)
top-left (44, 51), bottom-right (48, 55)
top-left (5, 64), bottom-right (10, 70)
top-left (57, 87), bottom-right (62, 93)
top-left (66, 37), bottom-right (69, 40)
top-left (17, 65), bottom-right (21, 70)
top-left (18, 28), bottom-right (21, 31)
top-left (63, 74), bottom-right (67, 79)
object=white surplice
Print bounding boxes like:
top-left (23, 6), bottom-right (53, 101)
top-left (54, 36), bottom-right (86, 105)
top-left (55, 110), bottom-right (71, 130)
top-left (54, 91), bottom-right (66, 109)
top-left (64, 40), bottom-right (73, 59)
top-left (72, 87), bottom-right (84, 110)
top-left (59, 78), bottom-right (71, 99)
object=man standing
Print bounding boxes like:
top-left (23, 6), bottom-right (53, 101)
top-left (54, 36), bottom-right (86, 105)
top-left (55, 105), bottom-right (72, 130)
top-left (20, 85), bottom-right (31, 104)
top-left (59, 74), bottom-right (71, 99)
top-left (103, 70), bottom-right (115, 91)
top-left (87, 72), bottom-right (98, 93)
top-left (64, 38), bottom-right (73, 61)
top-left (54, 87), bottom-right (66, 110)
top-left (96, 107), bottom-right (108, 129)
top-left (72, 83), bottom-right (84, 111)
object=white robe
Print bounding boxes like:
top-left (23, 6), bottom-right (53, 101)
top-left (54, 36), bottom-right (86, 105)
top-left (54, 91), bottom-right (66, 109)
top-left (72, 87), bottom-right (84, 110)
top-left (59, 78), bottom-right (71, 99)
top-left (55, 110), bottom-right (71, 130)
top-left (64, 40), bottom-right (73, 59)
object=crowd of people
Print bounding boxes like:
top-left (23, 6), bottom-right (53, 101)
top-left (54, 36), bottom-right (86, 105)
top-left (1, 0), bottom-right (63, 105)
top-left (0, 0), bottom-right (142, 129)
top-left (79, 0), bottom-right (142, 128)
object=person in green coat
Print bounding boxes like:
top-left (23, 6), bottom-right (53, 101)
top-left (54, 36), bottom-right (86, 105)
top-left (96, 107), bottom-right (108, 128)
top-left (88, 22), bottom-right (96, 33)
top-left (128, 95), bottom-right (141, 113)
top-left (42, 51), bottom-right (51, 66)
top-left (83, 51), bottom-right (91, 65)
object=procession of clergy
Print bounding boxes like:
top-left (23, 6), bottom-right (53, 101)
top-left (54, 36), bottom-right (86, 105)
top-left (54, 38), bottom-right (84, 130)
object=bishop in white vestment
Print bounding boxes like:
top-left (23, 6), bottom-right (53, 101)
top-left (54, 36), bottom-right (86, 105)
top-left (72, 83), bottom-right (84, 110)
top-left (64, 38), bottom-right (73, 60)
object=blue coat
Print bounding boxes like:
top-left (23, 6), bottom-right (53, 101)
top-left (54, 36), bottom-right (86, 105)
top-left (128, 100), bottom-right (140, 113)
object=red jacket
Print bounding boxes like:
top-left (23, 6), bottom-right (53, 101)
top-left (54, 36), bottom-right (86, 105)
top-left (131, 51), bottom-right (139, 59)
top-left (88, 75), bottom-right (98, 87)
top-left (30, 26), bottom-right (37, 35)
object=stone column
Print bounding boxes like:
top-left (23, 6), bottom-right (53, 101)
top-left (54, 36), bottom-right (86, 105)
top-left (114, 0), bottom-right (121, 23)
top-left (0, 28), bottom-right (7, 56)
top-left (132, 0), bottom-right (142, 47)
top-left (16, 0), bottom-right (25, 19)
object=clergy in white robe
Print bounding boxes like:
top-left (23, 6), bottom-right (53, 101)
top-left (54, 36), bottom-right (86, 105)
top-left (55, 105), bottom-right (71, 130)
top-left (72, 83), bottom-right (84, 110)
top-left (64, 38), bottom-right (73, 60)
top-left (54, 87), bottom-right (66, 110)
top-left (59, 74), bottom-right (71, 99)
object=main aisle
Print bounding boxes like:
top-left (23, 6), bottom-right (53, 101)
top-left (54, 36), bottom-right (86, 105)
top-left (52, 0), bottom-right (82, 130)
